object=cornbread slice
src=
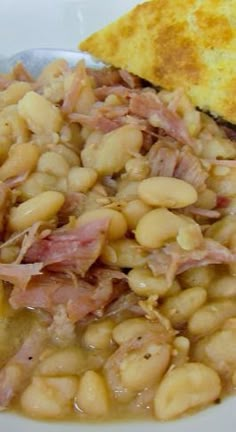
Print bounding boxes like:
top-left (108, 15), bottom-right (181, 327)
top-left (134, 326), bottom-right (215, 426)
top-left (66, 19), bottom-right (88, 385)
top-left (79, 0), bottom-right (236, 124)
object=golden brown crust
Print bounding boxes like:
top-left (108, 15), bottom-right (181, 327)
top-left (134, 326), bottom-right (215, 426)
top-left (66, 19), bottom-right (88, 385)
top-left (79, 0), bottom-right (236, 124)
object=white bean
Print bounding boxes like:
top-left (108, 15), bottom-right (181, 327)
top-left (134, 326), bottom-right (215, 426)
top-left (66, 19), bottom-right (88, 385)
top-left (160, 287), bottom-right (207, 328)
top-left (176, 223), bottom-right (203, 251)
top-left (9, 191), bottom-right (65, 231)
top-left (200, 137), bottom-right (236, 159)
top-left (0, 142), bottom-right (39, 181)
top-left (154, 363), bottom-right (221, 420)
top-left (208, 275), bottom-right (236, 299)
top-left (75, 371), bottom-right (109, 417)
top-left (101, 239), bottom-right (147, 268)
top-left (68, 167), bottom-right (97, 193)
top-left (172, 336), bottom-right (190, 367)
top-left (128, 267), bottom-right (178, 297)
top-left (21, 376), bottom-right (78, 419)
top-left (122, 199), bottom-right (151, 230)
top-left (81, 125), bottom-right (143, 175)
top-left (125, 156), bottom-right (150, 181)
top-left (116, 179), bottom-right (140, 201)
top-left (38, 348), bottom-right (86, 376)
top-left (19, 172), bottom-right (58, 199)
top-left (135, 208), bottom-right (185, 248)
top-left (53, 144), bottom-right (80, 166)
top-left (193, 327), bottom-right (236, 376)
top-left (82, 320), bottom-right (114, 350)
top-left (18, 91), bottom-right (62, 134)
top-left (196, 189), bottom-right (217, 210)
top-left (179, 265), bottom-right (216, 289)
top-left (37, 151), bottom-right (70, 177)
top-left (120, 343), bottom-right (171, 391)
top-left (138, 177), bottom-right (197, 208)
top-left (112, 318), bottom-right (166, 345)
top-left (188, 299), bottom-right (236, 336)
top-left (0, 82), bottom-right (31, 109)
top-left (206, 215), bottom-right (236, 246)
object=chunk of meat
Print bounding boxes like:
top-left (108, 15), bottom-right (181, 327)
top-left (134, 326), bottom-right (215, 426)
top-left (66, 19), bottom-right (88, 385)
top-left (69, 267), bottom-right (127, 322)
top-left (12, 62), bottom-right (33, 82)
top-left (48, 304), bottom-right (76, 347)
top-left (24, 218), bottom-right (109, 276)
top-left (70, 104), bottom-right (129, 133)
top-left (87, 67), bottom-right (122, 87)
top-left (0, 325), bottom-right (47, 408)
top-left (105, 292), bottom-right (144, 318)
top-left (174, 150), bottom-right (208, 191)
top-left (10, 268), bottom-right (127, 323)
top-left (203, 159), bottom-right (236, 168)
top-left (0, 263), bottom-right (43, 290)
top-left (58, 192), bottom-right (86, 225)
top-left (70, 112), bottom-right (122, 133)
top-left (187, 207), bottom-right (220, 219)
top-left (119, 70), bottom-right (142, 89)
top-left (62, 60), bottom-right (93, 114)
top-left (94, 85), bottom-right (132, 100)
top-left (148, 146), bottom-right (178, 177)
top-left (129, 91), bottom-right (195, 147)
top-left (147, 143), bottom-right (207, 191)
top-left (4, 172), bottom-right (29, 189)
top-left (148, 239), bottom-right (236, 285)
top-left (15, 222), bottom-right (43, 264)
top-left (220, 125), bottom-right (236, 141)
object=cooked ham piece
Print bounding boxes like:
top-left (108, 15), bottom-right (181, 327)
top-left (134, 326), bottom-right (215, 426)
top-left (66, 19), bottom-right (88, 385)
top-left (10, 268), bottom-right (127, 322)
top-left (174, 149), bottom-right (208, 191)
top-left (129, 91), bottom-right (195, 147)
top-left (221, 125), bottom-right (236, 141)
top-left (94, 84), bottom-right (132, 100)
top-left (70, 112), bottom-right (122, 133)
top-left (105, 292), bottom-right (144, 317)
top-left (87, 67), bottom-right (122, 87)
top-left (148, 239), bottom-right (236, 285)
top-left (4, 172), bottom-right (29, 189)
top-left (148, 146), bottom-right (178, 177)
top-left (14, 222), bottom-right (43, 264)
top-left (58, 192), bottom-right (86, 225)
top-left (203, 159), bottom-right (236, 167)
top-left (0, 325), bottom-right (47, 408)
top-left (148, 144), bottom-right (208, 191)
top-left (24, 218), bottom-right (109, 276)
top-left (70, 103), bottom-right (129, 133)
top-left (187, 207), bottom-right (220, 219)
top-left (12, 62), bottom-right (33, 82)
top-left (62, 60), bottom-right (89, 114)
top-left (119, 70), bottom-right (142, 89)
top-left (0, 263), bottom-right (43, 290)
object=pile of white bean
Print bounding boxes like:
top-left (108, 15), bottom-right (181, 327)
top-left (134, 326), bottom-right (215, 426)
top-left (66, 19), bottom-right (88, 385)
top-left (0, 59), bottom-right (236, 422)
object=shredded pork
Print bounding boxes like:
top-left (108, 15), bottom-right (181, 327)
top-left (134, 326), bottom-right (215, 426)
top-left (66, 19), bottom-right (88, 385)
top-left (24, 218), bottom-right (109, 276)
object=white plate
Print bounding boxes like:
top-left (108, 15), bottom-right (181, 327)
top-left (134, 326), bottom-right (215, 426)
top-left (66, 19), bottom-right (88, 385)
top-left (0, 0), bottom-right (235, 431)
